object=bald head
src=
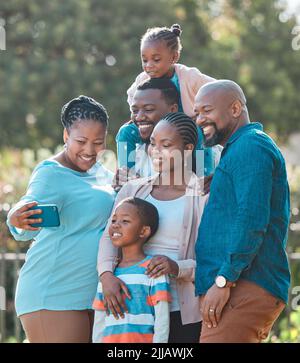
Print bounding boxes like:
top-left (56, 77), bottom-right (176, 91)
top-left (194, 79), bottom-right (249, 147)
top-left (196, 79), bottom-right (247, 107)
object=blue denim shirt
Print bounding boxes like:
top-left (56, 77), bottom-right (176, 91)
top-left (195, 123), bottom-right (290, 303)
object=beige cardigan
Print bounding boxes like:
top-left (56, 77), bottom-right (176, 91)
top-left (97, 173), bottom-right (207, 325)
top-left (127, 63), bottom-right (215, 117)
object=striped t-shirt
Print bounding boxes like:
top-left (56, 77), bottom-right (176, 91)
top-left (93, 256), bottom-right (171, 343)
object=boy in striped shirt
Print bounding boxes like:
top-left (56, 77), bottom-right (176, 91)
top-left (92, 197), bottom-right (171, 343)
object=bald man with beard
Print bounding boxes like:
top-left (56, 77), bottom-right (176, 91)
top-left (193, 80), bottom-right (290, 343)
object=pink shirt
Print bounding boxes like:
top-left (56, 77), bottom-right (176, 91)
top-left (127, 63), bottom-right (215, 117)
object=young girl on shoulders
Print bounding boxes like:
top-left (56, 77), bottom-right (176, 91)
top-left (127, 24), bottom-right (215, 117)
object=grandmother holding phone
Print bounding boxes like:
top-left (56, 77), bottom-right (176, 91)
top-left (6, 95), bottom-right (115, 343)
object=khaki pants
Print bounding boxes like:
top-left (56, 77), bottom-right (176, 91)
top-left (20, 309), bottom-right (94, 343)
top-left (200, 279), bottom-right (286, 343)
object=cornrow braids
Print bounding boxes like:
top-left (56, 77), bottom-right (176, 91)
top-left (162, 112), bottom-right (198, 148)
top-left (61, 95), bottom-right (108, 130)
top-left (141, 24), bottom-right (183, 53)
top-left (161, 112), bottom-right (198, 173)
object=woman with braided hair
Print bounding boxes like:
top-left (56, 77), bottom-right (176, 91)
top-left (97, 112), bottom-right (207, 342)
top-left (7, 95), bottom-right (115, 342)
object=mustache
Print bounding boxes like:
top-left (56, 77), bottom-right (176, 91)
top-left (201, 122), bottom-right (217, 130)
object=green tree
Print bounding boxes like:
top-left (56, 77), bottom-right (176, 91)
top-left (0, 0), bottom-right (174, 151)
top-left (173, 0), bottom-right (300, 139)
top-left (1, 0), bottom-right (299, 151)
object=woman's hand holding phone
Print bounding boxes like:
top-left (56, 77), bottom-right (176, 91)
top-left (9, 201), bottom-right (42, 231)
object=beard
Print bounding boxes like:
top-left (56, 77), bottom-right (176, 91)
top-left (202, 123), bottom-right (226, 147)
top-left (141, 134), bottom-right (151, 144)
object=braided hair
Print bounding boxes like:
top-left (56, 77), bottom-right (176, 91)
top-left (141, 24), bottom-right (183, 53)
top-left (61, 95), bottom-right (108, 130)
top-left (161, 112), bottom-right (198, 172)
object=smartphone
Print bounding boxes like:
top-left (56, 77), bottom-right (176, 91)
top-left (29, 204), bottom-right (60, 228)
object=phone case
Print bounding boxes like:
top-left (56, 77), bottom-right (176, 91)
top-left (29, 204), bottom-right (60, 227)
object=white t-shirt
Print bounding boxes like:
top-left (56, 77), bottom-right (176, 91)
top-left (144, 193), bottom-right (185, 312)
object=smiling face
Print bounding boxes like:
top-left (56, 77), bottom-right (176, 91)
top-left (109, 202), bottom-right (148, 248)
top-left (131, 88), bottom-right (177, 142)
top-left (194, 89), bottom-right (234, 147)
top-left (140, 40), bottom-right (179, 79)
top-left (148, 120), bottom-right (191, 174)
top-left (63, 119), bottom-right (106, 172)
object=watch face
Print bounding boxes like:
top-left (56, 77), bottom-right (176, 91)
top-left (216, 276), bottom-right (226, 288)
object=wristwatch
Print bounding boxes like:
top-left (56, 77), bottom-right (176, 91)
top-left (215, 275), bottom-right (236, 288)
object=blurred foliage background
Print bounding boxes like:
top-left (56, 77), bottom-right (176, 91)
top-left (0, 0), bottom-right (300, 342)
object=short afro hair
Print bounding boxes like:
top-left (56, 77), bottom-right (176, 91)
top-left (137, 78), bottom-right (179, 106)
top-left (117, 197), bottom-right (159, 242)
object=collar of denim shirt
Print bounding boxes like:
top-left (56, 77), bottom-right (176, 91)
top-left (219, 122), bottom-right (263, 158)
top-left (221, 121), bottom-right (263, 150)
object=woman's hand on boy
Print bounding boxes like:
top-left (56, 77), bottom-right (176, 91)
top-left (146, 255), bottom-right (179, 278)
top-left (9, 201), bottom-right (42, 231)
top-left (100, 271), bottom-right (131, 319)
